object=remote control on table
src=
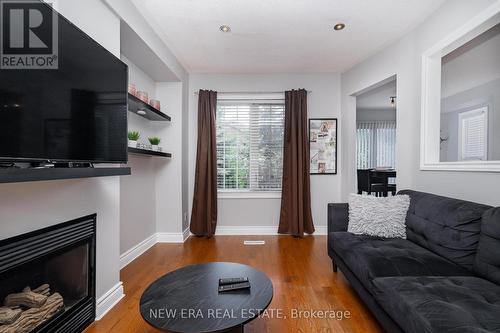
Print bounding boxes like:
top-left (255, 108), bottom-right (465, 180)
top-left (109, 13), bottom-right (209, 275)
top-left (218, 282), bottom-right (251, 292)
top-left (219, 277), bottom-right (249, 285)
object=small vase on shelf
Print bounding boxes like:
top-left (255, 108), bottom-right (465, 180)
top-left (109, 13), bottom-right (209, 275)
top-left (150, 99), bottom-right (161, 110)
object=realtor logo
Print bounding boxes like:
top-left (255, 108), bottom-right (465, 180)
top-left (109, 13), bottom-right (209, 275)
top-left (0, 0), bottom-right (58, 69)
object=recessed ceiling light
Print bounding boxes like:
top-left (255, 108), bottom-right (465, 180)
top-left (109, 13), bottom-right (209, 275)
top-left (333, 23), bottom-right (346, 31)
top-left (220, 25), bottom-right (231, 33)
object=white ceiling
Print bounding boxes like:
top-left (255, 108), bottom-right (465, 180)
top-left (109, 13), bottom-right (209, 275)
top-left (132, 0), bottom-right (445, 74)
top-left (356, 79), bottom-right (396, 110)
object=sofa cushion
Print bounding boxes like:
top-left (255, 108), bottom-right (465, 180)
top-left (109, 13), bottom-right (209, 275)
top-left (474, 207), bottom-right (500, 285)
top-left (372, 276), bottom-right (500, 333)
top-left (348, 194), bottom-right (410, 238)
top-left (399, 190), bottom-right (492, 271)
top-left (331, 232), bottom-right (470, 292)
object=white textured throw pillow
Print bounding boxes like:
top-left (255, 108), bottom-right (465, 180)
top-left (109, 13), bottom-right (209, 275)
top-left (348, 194), bottom-right (410, 239)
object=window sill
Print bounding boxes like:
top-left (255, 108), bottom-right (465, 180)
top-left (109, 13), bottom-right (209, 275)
top-left (218, 191), bottom-right (282, 199)
top-left (420, 160), bottom-right (500, 172)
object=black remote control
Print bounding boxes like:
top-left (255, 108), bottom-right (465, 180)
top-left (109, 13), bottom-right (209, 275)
top-left (219, 277), bottom-right (249, 285)
top-left (218, 282), bottom-right (251, 292)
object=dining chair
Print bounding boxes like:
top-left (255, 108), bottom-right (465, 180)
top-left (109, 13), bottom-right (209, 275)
top-left (357, 169), bottom-right (384, 195)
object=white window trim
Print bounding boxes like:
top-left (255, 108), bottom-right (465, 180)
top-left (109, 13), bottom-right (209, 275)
top-left (218, 190), bottom-right (282, 199)
top-left (216, 94), bottom-right (285, 193)
top-left (420, 1), bottom-right (500, 172)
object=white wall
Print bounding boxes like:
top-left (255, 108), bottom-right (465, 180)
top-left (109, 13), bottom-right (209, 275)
top-left (188, 74), bottom-right (341, 230)
top-left (154, 82), bottom-right (184, 234)
top-left (0, 0), bottom-right (122, 302)
top-left (341, 0), bottom-right (500, 206)
top-left (119, 56), bottom-right (158, 254)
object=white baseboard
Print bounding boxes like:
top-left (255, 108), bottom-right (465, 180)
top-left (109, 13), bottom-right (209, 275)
top-left (314, 226), bottom-right (327, 235)
top-left (96, 282), bottom-right (124, 320)
top-left (157, 232), bottom-right (186, 243)
top-left (215, 226), bottom-right (278, 235)
top-left (215, 225), bottom-right (327, 235)
top-left (120, 231), bottom-right (187, 269)
top-left (119, 234), bottom-right (157, 270)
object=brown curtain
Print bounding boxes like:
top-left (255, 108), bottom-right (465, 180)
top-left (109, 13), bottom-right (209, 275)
top-left (190, 90), bottom-right (218, 236)
top-left (278, 89), bottom-right (315, 237)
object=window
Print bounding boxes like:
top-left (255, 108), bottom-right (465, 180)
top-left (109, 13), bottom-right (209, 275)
top-left (458, 107), bottom-right (488, 161)
top-left (216, 99), bottom-right (285, 192)
top-left (356, 121), bottom-right (396, 169)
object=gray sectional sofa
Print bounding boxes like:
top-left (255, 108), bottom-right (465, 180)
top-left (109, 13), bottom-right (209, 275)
top-left (327, 190), bottom-right (500, 333)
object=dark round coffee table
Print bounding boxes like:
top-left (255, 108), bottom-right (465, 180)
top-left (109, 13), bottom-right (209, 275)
top-left (140, 262), bottom-right (273, 333)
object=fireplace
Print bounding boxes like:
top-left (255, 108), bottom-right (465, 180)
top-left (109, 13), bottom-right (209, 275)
top-left (0, 215), bottom-right (96, 333)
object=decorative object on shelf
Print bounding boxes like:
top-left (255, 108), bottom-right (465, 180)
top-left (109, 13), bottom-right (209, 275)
top-left (309, 118), bottom-right (337, 174)
top-left (137, 91), bottom-right (149, 103)
top-left (149, 99), bottom-right (161, 110)
top-left (137, 142), bottom-right (150, 150)
top-left (128, 83), bottom-right (137, 97)
top-left (127, 131), bottom-right (140, 148)
top-left (148, 137), bottom-right (161, 151)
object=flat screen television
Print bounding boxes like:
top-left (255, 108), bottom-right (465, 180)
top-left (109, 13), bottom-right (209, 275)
top-left (0, 1), bottom-right (128, 164)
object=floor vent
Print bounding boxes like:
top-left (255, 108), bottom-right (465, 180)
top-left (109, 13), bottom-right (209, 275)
top-left (243, 240), bottom-right (265, 245)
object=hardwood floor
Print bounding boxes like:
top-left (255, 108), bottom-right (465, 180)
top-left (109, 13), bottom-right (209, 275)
top-left (85, 236), bottom-right (383, 333)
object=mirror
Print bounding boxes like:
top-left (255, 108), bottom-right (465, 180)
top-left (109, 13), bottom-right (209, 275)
top-left (440, 23), bottom-right (500, 162)
top-left (421, 5), bottom-right (500, 172)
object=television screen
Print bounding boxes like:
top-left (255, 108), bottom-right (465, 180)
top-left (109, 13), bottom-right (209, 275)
top-left (0, 1), bottom-right (128, 163)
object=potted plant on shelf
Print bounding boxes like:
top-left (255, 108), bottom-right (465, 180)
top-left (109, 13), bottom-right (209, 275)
top-left (128, 131), bottom-right (140, 148)
top-left (148, 137), bottom-right (161, 151)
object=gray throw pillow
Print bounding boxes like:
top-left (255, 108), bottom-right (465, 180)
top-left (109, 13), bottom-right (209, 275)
top-left (348, 193), bottom-right (410, 238)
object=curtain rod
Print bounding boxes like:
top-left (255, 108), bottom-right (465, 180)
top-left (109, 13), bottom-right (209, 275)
top-left (193, 90), bottom-right (312, 95)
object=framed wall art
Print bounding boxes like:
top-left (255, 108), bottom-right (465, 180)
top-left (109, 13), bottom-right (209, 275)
top-left (309, 118), bottom-right (337, 175)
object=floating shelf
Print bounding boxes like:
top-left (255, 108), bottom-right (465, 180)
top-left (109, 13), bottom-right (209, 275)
top-left (128, 93), bottom-right (171, 121)
top-left (128, 147), bottom-right (172, 158)
top-left (0, 167), bottom-right (131, 184)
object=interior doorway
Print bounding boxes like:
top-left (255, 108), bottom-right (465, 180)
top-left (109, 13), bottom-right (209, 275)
top-left (355, 77), bottom-right (397, 196)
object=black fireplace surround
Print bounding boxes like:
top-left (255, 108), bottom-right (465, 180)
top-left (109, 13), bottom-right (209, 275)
top-left (0, 214), bottom-right (96, 333)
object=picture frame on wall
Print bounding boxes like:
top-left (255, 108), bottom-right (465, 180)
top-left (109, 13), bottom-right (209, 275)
top-left (309, 118), bottom-right (337, 175)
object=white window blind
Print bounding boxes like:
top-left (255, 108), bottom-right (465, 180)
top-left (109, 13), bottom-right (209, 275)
top-left (459, 107), bottom-right (488, 161)
top-left (357, 121), bottom-right (396, 169)
top-left (216, 99), bottom-right (285, 191)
